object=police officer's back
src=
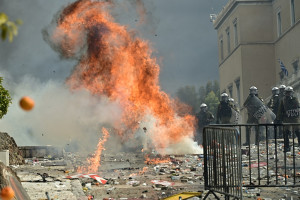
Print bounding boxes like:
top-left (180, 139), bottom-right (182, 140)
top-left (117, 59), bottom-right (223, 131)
top-left (278, 85), bottom-right (286, 105)
top-left (243, 86), bottom-right (263, 124)
top-left (267, 87), bottom-right (280, 121)
top-left (216, 93), bottom-right (232, 124)
top-left (196, 103), bottom-right (214, 144)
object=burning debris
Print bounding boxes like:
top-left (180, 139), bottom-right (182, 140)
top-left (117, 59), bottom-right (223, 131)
top-left (77, 128), bottom-right (110, 173)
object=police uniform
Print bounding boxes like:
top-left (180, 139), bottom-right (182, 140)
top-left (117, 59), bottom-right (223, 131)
top-left (277, 94), bottom-right (300, 149)
top-left (216, 101), bottom-right (232, 124)
top-left (243, 91), bottom-right (265, 145)
top-left (196, 109), bottom-right (214, 144)
top-left (267, 95), bottom-right (280, 120)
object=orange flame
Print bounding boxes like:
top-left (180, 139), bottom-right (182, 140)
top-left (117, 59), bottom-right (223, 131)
top-left (138, 166), bottom-right (148, 175)
top-left (78, 127), bottom-right (110, 173)
top-left (144, 155), bottom-right (171, 165)
top-left (50, 0), bottom-right (195, 150)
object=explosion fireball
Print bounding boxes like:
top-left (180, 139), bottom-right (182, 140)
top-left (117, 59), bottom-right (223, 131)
top-left (48, 0), bottom-right (195, 151)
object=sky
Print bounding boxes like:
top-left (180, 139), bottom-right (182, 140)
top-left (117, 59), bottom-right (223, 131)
top-left (0, 0), bottom-right (228, 95)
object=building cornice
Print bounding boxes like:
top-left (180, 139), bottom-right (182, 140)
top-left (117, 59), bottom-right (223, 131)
top-left (213, 0), bottom-right (272, 30)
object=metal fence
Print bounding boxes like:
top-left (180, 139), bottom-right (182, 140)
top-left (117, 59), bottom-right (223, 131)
top-left (203, 127), bottom-right (242, 200)
top-left (203, 124), bottom-right (300, 199)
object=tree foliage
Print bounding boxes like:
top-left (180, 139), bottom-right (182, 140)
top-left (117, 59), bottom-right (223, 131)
top-left (204, 91), bottom-right (219, 116)
top-left (175, 80), bottom-right (220, 115)
top-left (175, 85), bottom-right (198, 113)
top-left (0, 13), bottom-right (22, 42)
top-left (0, 77), bottom-right (12, 119)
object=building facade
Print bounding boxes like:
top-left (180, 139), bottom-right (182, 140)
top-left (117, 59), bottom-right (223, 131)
top-left (213, 0), bottom-right (300, 111)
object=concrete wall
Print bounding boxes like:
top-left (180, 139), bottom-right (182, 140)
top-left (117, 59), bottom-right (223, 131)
top-left (239, 4), bottom-right (274, 43)
top-left (241, 44), bottom-right (276, 101)
top-left (219, 47), bottom-right (243, 104)
top-left (18, 146), bottom-right (64, 158)
top-left (0, 150), bottom-right (9, 166)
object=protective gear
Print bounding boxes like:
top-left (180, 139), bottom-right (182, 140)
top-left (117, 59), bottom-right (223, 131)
top-left (216, 99), bottom-right (232, 124)
top-left (272, 87), bottom-right (279, 96)
top-left (285, 86), bottom-right (293, 92)
top-left (285, 86), bottom-right (294, 98)
top-left (279, 84), bottom-right (286, 90)
top-left (267, 87), bottom-right (280, 119)
top-left (249, 86), bottom-right (258, 95)
top-left (196, 110), bottom-right (214, 127)
top-left (196, 108), bottom-right (214, 145)
top-left (277, 89), bottom-right (300, 150)
top-left (200, 103), bottom-right (208, 112)
top-left (221, 93), bottom-right (229, 102)
top-left (200, 103), bottom-right (207, 108)
top-left (228, 98), bottom-right (239, 113)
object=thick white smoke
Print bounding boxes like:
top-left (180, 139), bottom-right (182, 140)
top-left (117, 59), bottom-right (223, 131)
top-left (0, 71), bottom-right (202, 154)
top-left (0, 71), bottom-right (122, 151)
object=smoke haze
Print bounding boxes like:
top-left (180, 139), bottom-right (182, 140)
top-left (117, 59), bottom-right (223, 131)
top-left (0, 0), bottom-right (228, 151)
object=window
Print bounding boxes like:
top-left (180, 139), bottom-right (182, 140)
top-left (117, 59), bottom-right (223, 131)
top-left (228, 84), bottom-right (233, 97)
top-left (233, 19), bottom-right (238, 47)
top-left (293, 59), bottom-right (299, 74)
top-left (220, 38), bottom-right (224, 60)
top-left (235, 78), bottom-right (240, 105)
top-left (277, 11), bottom-right (282, 37)
top-left (226, 27), bottom-right (230, 54)
top-left (291, 0), bottom-right (295, 25)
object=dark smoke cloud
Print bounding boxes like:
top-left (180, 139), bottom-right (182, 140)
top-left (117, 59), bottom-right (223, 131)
top-left (0, 0), bottom-right (227, 93)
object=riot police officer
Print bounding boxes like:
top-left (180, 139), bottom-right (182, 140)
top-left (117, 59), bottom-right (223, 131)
top-left (243, 86), bottom-right (264, 145)
top-left (196, 103), bottom-right (214, 144)
top-left (267, 87), bottom-right (280, 122)
top-left (229, 98), bottom-right (239, 112)
top-left (216, 93), bottom-right (232, 124)
top-left (278, 85), bottom-right (286, 101)
top-left (277, 86), bottom-right (300, 151)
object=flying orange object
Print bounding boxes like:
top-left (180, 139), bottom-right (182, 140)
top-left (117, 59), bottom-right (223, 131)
top-left (19, 96), bottom-right (35, 111)
top-left (0, 187), bottom-right (15, 200)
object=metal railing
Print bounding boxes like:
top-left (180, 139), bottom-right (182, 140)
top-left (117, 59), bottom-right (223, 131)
top-left (203, 124), bottom-right (300, 199)
top-left (203, 126), bottom-right (242, 200)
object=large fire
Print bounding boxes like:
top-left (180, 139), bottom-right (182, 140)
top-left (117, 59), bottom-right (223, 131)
top-left (77, 127), bottom-right (110, 173)
top-left (50, 0), bottom-right (195, 150)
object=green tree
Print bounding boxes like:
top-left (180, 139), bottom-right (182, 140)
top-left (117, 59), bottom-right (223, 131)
top-left (0, 13), bottom-right (22, 42)
top-left (213, 80), bottom-right (220, 97)
top-left (176, 85), bottom-right (198, 113)
top-left (204, 91), bottom-right (219, 116)
top-left (205, 81), bottom-right (213, 95)
top-left (0, 77), bottom-right (12, 118)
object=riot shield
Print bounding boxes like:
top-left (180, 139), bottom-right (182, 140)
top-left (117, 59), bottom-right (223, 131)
top-left (247, 96), bottom-right (275, 123)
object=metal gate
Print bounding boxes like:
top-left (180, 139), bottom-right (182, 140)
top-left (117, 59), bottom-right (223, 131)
top-left (203, 127), bottom-right (242, 200)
